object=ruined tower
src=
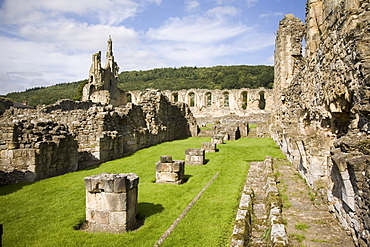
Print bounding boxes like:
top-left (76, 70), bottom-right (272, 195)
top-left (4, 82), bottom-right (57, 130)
top-left (82, 36), bottom-right (124, 106)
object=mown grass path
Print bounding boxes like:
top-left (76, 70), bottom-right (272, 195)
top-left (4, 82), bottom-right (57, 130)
top-left (0, 137), bottom-right (284, 247)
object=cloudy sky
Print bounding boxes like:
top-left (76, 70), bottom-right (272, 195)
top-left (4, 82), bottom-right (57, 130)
top-left (0, 0), bottom-right (305, 95)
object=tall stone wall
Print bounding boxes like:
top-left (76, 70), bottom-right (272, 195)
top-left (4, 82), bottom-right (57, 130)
top-left (0, 90), bottom-right (197, 185)
top-left (271, 0), bottom-right (370, 245)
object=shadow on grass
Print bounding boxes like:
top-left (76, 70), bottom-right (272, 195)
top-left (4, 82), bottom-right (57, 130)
top-left (136, 202), bottom-right (165, 230)
top-left (0, 181), bottom-right (34, 196)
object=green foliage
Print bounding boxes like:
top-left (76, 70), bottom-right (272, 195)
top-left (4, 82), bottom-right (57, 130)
top-left (5, 80), bottom-right (86, 107)
top-left (118, 65), bottom-right (274, 91)
top-left (290, 233), bottom-right (306, 243)
top-left (295, 222), bottom-right (310, 231)
top-left (0, 137), bottom-right (285, 247)
top-left (3, 65), bottom-right (273, 106)
top-left (72, 79), bottom-right (88, 101)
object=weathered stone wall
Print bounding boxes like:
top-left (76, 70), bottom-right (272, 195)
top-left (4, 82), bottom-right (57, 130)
top-left (126, 88), bottom-right (272, 125)
top-left (271, 0), bottom-right (370, 245)
top-left (0, 90), bottom-right (197, 185)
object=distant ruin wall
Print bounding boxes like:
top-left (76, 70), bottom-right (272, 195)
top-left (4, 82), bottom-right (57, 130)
top-left (126, 88), bottom-right (272, 125)
top-left (0, 90), bottom-right (197, 185)
top-left (271, 0), bottom-right (370, 245)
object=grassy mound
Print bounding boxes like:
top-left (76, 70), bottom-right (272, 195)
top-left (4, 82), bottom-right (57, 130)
top-left (0, 137), bottom-right (285, 246)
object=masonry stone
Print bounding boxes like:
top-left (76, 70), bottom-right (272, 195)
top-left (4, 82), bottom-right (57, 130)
top-left (84, 173), bottom-right (139, 233)
top-left (201, 142), bottom-right (216, 153)
top-left (185, 148), bottom-right (205, 166)
top-left (156, 156), bottom-right (185, 184)
top-left (211, 135), bottom-right (224, 145)
top-left (271, 1), bottom-right (370, 245)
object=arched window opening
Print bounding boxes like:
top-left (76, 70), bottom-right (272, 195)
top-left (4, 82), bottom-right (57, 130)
top-left (206, 92), bottom-right (212, 107)
top-left (127, 93), bottom-right (132, 103)
top-left (189, 92), bottom-right (195, 107)
top-left (259, 91), bottom-right (266, 110)
top-left (172, 93), bottom-right (178, 102)
top-left (223, 92), bottom-right (229, 107)
top-left (90, 75), bottom-right (94, 83)
top-left (241, 92), bottom-right (248, 109)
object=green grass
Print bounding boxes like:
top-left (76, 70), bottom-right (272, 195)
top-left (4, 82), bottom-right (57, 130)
top-left (295, 222), bottom-right (310, 231)
top-left (290, 233), bottom-right (306, 243)
top-left (0, 137), bottom-right (285, 247)
top-left (199, 124), bottom-right (214, 130)
top-left (248, 124), bottom-right (257, 129)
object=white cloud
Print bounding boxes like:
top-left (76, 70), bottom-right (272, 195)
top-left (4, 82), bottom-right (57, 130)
top-left (147, 16), bottom-right (249, 44)
top-left (260, 12), bottom-right (284, 18)
top-left (0, 0), bottom-right (145, 26)
top-left (185, 0), bottom-right (200, 12)
top-left (207, 6), bottom-right (239, 17)
top-left (246, 0), bottom-right (259, 8)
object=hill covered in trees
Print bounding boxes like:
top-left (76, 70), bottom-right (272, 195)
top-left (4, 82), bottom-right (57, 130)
top-left (118, 65), bottom-right (273, 91)
top-left (3, 65), bottom-right (273, 107)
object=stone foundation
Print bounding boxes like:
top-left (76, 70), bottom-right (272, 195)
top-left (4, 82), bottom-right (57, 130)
top-left (156, 156), bottom-right (185, 184)
top-left (211, 135), bottom-right (224, 145)
top-left (185, 148), bottom-right (205, 166)
top-left (201, 142), bottom-right (216, 153)
top-left (84, 173), bottom-right (139, 233)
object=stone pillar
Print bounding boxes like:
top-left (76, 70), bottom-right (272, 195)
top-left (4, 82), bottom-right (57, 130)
top-left (185, 149), bottom-right (205, 165)
top-left (202, 142), bottom-right (216, 153)
top-left (211, 135), bottom-right (224, 144)
top-left (84, 173), bottom-right (139, 233)
top-left (156, 156), bottom-right (185, 184)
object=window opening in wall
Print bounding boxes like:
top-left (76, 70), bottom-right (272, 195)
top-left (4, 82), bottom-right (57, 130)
top-left (223, 92), bottom-right (229, 107)
top-left (206, 92), bottom-right (212, 107)
top-left (241, 92), bottom-right (248, 109)
top-left (189, 92), bottom-right (195, 107)
top-left (127, 93), bottom-right (132, 103)
top-left (172, 93), bottom-right (178, 102)
top-left (259, 91), bottom-right (266, 110)
top-left (90, 75), bottom-right (94, 82)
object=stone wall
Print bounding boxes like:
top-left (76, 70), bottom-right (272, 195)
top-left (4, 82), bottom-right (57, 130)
top-left (126, 88), bottom-right (272, 125)
top-left (271, 0), bottom-right (370, 245)
top-left (0, 90), bottom-right (197, 185)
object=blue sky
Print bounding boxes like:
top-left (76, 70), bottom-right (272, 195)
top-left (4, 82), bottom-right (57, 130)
top-left (0, 0), bottom-right (306, 95)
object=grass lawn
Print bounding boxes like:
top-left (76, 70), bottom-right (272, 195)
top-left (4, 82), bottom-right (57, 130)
top-left (0, 137), bottom-right (285, 247)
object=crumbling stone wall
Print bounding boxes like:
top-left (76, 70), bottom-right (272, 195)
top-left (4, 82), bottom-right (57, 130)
top-left (0, 90), bottom-right (197, 185)
top-left (126, 88), bottom-right (272, 126)
top-left (0, 119), bottom-right (78, 184)
top-left (271, 0), bottom-right (370, 245)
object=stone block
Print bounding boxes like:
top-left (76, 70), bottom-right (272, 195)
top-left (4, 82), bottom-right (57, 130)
top-left (211, 135), bottom-right (224, 144)
top-left (202, 142), bottom-right (216, 152)
top-left (84, 173), bottom-right (139, 233)
top-left (156, 156), bottom-right (184, 184)
top-left (185, 148), bottom-right (205, 165)
top-left (160, 155), bottom-right (172, 163)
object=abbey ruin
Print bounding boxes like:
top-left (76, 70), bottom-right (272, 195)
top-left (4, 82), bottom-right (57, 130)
top-left (0, 0), bottom-right (369, 245)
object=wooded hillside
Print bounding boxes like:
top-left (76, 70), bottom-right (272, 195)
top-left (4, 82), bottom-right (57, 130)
top-left (3, 65), bottom-right (273, 107)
